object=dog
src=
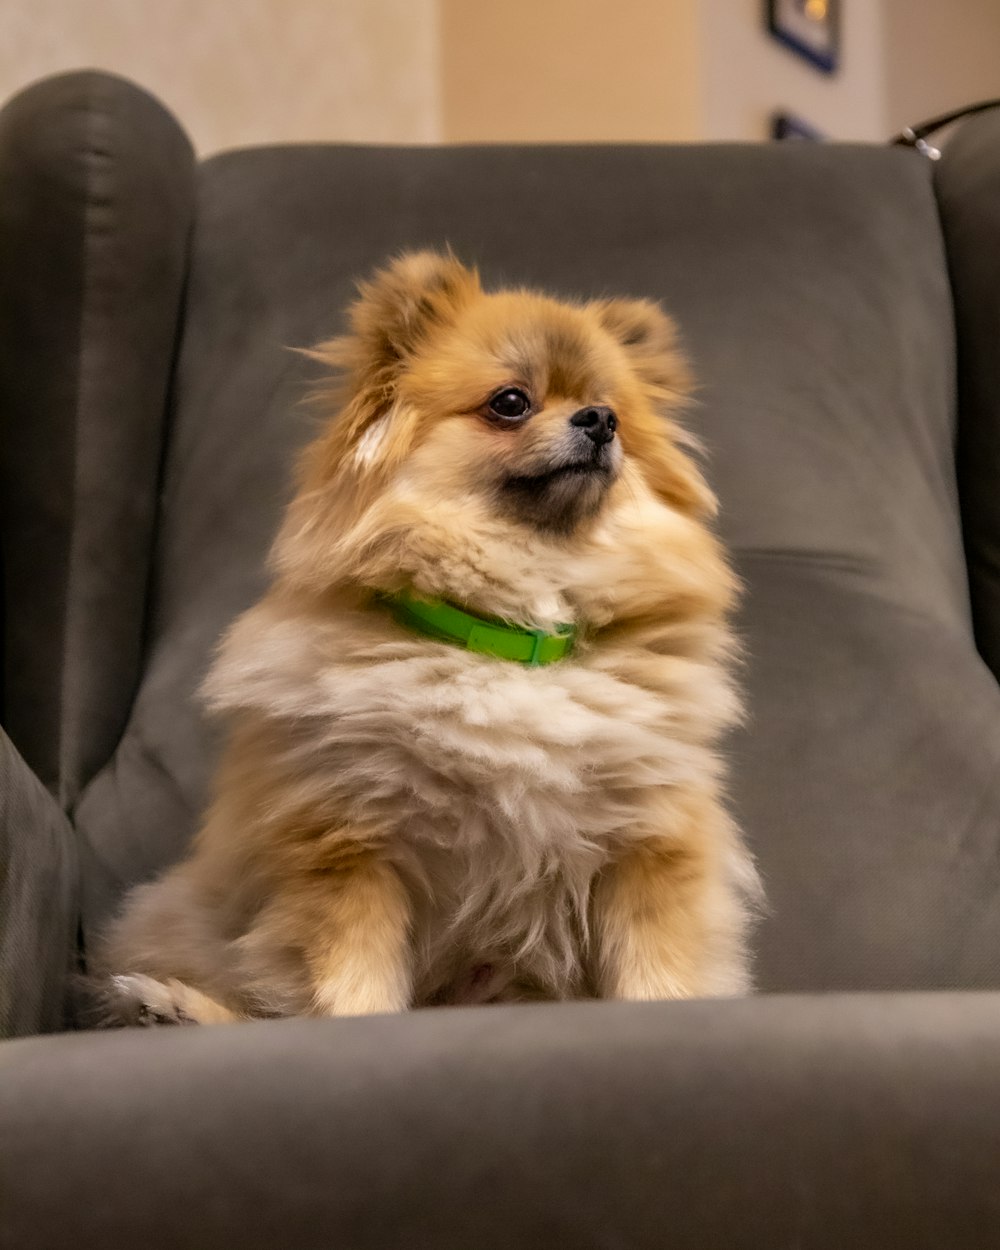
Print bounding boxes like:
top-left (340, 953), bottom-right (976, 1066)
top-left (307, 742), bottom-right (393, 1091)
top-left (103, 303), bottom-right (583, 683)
top-left (99, 251), bottom-right (759, 1025)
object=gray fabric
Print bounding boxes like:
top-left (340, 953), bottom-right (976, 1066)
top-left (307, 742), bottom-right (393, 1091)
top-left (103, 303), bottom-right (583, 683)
top-left (2, 994), bottom-right (1000, 1248)
top-left (935, 110), bottom-right (1000, 682)
top-left (733, 552), bottom-right (1000, 990)
top-left (0, 70), bottom-right (195, 801)
top-left (0, 727), bottom-right (77, 1037)
top-left (71, 141), bottom-right (1000, 993)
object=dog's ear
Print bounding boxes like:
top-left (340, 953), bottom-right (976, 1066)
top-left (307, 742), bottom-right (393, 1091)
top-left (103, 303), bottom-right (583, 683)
top-left (592, 298), bottom-right (715, 518)
top-left (275, 253), bottom-right (481, 588)
top-left (622, 417), bottom-right (719, 519)
top-left (352, 250), bottom-right (480, 361)
top-left (315, 251), bottom-right (481, 427)
top-left (591, 297), bottom-right (690, 397)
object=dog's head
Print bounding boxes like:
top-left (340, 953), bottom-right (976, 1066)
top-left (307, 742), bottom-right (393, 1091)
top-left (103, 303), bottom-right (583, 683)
top-left (275, 252), bottom-right (716, 603)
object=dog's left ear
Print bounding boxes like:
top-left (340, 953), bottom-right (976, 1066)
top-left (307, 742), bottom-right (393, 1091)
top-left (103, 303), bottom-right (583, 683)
top-left (592, 298), bottom-right (716, 518)
top-left (591, 297), bottom-right (690, 397)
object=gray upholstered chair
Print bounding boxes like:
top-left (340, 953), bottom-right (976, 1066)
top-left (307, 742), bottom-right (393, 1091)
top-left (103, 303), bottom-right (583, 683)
top-left (2, 70), bottom-right (1000, 1248)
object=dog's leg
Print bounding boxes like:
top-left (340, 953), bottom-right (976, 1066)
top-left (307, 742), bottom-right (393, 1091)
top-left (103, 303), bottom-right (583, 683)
top-left (106, 974), bottom-right (241, 1026)
top-left (592, 794), bottom-right (752, 1000)
top-left (299, 857), bottom-right (413, 1017)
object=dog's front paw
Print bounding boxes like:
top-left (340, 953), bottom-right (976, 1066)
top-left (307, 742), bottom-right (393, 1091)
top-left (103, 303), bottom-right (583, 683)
top-left (608, 966), bottom-right (695, 1002)
top-left (108, 975), bottom-right (198, 1026)
top-left (610, 956), bottom-right (751, 1001)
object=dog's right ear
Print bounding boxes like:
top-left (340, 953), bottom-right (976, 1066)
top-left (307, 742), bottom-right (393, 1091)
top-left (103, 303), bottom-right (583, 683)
top-left (351, 250), bottom-right (481, 369)
top-left (310, 251), bottom-right (481, 435)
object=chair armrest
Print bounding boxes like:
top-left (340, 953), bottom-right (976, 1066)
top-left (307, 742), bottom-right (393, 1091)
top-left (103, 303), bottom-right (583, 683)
top-left (1, 993), bottom-right (998, 1246)
top-left (0, 70), bottom-right (195, 799)
top-left (0, 727), bottom-right (77, 1037)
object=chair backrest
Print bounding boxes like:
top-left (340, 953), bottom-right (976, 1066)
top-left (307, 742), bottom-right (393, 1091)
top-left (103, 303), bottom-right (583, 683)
top-left (4, 72), bottom-right (1000, 993)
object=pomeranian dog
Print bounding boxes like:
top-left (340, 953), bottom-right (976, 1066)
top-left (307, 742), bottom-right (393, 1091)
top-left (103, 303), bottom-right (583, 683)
top-left (100, 251), bottom-right (759, 1025)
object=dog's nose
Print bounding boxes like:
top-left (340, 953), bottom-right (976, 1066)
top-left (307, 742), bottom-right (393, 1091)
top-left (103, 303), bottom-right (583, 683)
top-left (569, 405), bottom-right (618, 446)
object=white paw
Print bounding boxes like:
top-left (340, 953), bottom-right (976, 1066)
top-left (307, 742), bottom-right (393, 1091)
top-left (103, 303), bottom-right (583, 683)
top-left (110, 974), bottom-right (197, 1026)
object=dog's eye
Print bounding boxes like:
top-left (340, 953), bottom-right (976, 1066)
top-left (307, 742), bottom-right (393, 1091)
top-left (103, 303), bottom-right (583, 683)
top-left (488, 388), bottom-right (532, 421)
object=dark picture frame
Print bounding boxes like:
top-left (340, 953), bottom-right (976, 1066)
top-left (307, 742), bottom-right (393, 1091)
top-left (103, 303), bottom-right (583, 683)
top-left (771, 111), bottom-right (825, 142)
top-left (766, 0), bottom-right (840, 74)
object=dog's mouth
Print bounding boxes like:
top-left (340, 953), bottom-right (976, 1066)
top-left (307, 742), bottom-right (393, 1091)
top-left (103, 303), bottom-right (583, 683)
top-left (498, 448), bottom-right (617, 534)
top-left (510, 439), bottom-right (617, 484)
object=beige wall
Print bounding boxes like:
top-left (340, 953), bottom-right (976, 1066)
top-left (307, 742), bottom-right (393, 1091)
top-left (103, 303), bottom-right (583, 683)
top-left (0, 0), bottom-right (441, 152)
top-left (882, 0), bottom-right (1000, 135)
top-left (440, 0), bottom-right (703, 142)
top-left (2, 1), bottom-right (999, 152)
top-left (698, 0), bottom-right (887, 141)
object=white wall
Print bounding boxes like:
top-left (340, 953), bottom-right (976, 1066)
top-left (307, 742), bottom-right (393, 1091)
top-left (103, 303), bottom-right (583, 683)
top-left (2, 1), bottom-right (998, 152)
top-left (882, 0), bottom-right (1000, 135)
top-left (0, 0), bottom-right (441, 152)
top-left (697, 0), bottom-right (888, 141)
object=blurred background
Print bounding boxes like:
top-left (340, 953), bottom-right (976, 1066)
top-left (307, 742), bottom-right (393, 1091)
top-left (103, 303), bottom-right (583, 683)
top-left (2, 0), bottom-right (999, 153)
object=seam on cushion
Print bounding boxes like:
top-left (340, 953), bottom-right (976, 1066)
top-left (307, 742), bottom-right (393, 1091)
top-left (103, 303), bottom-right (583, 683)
top-left (903, 153), bottom-right (963, 503)
top-left (70, 143), bottom-right (197, 817)
top-left (59, 77), bottom-right (114, 809)
top-left (73, 725), bottom-right (199, 896)
top-left (929, 151), bottom-right (980, 639)
top-left (104, 219), bottom-right (196, 757)
top-left (732, 545), bottom-right (982, 650)
top-left (928, 154), bottom-right (962, 461)
top-left (733, 547), bottom-right (877, 572)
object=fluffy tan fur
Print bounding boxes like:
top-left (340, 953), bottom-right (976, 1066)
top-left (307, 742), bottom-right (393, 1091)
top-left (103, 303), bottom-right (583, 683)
top-left (99, 251), bottom-right (760, 1025)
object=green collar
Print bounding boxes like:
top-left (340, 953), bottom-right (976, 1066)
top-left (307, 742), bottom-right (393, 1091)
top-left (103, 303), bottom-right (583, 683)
top-left (382, 589), bottom-right (576, 666)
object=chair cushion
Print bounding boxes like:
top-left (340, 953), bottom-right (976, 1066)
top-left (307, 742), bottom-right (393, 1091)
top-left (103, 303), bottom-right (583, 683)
top-left (0, 72), bottom-right (195, 801)
top-left (3, 994), bottom-right (1000, 1248)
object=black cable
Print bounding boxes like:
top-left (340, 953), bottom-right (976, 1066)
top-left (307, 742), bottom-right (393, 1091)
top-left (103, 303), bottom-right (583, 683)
top-left (891, 98), bottom-right (1000, 148)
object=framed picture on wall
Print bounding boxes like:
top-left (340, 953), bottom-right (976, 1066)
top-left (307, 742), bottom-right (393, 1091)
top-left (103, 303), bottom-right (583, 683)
top-left (766, 0), bottom-right (840, 74)
top-left (771, 111), bottom-right (826, 141)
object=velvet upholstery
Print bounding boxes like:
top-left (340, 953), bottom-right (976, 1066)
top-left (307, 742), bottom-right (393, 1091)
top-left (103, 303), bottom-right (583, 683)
top-left (3, 995), bottom-right (1000, 1250)
top-left (935, 109), bottom-right (1000, 682)
top-left (0, 71), bottom-right (194, 801)
top-left (0, 726), bottom-right (77, 1035)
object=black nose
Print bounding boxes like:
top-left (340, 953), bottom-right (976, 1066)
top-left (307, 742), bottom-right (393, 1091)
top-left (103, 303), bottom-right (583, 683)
top-left (569, 405), bottom-right (618, 446)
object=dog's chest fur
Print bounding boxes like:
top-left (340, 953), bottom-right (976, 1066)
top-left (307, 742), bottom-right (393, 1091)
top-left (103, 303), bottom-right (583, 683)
top-left (206, 604), bottom-right (728, 1001)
